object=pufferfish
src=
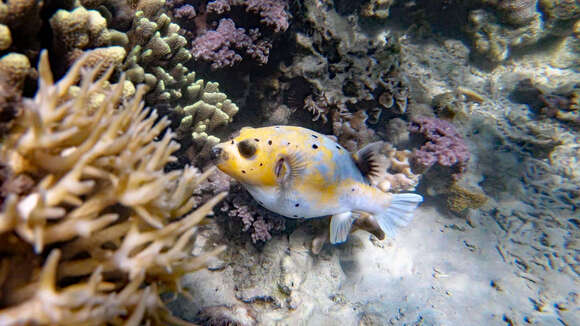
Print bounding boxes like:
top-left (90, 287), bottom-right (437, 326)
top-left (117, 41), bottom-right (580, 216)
top-left (211, 126), bottom-right (423, 244)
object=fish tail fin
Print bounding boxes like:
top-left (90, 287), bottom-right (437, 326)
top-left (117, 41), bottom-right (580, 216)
top-left (376, 193), bottom-right (423, 237)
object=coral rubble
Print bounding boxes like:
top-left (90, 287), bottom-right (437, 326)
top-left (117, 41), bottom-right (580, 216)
top-left (0, 51), bottom-right (225, 325)
top-left (466, 0), bottom-right (580, 62)
top-left (512, 78), bottom-right (579, 125)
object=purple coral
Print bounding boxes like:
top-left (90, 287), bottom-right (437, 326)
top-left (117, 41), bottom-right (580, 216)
top-left (246, 0), bottom-right (290, 32)
top-left (409, 116), bottom-right (470, 178)
top-left (220, 182), bottom-right (285, 243)
top-left (192, 18), bottom-right (270, 69)
top-left (207, 0), bottom-right (290, 32)
top-left (175, 0), bottom-right (289, 69)
top-left (174, 4), bottom-right (196, 19)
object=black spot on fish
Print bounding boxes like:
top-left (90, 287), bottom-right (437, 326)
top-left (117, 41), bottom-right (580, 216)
top-left (259, 163), bottom-right (263, 166)
top-left (295, 203), bottom-right (300, 207)
top-left (268, 140), bottom-right (272, 145)
top-left (336, 145), bottom-right (341, 150)
top-left (242, 170), bottom-right (246, 174)
top-left (312, 135), bottom-right (318, 138)
top-left (231, 140), bottom-right (234, 144)
top-left (312, 144), bottom-right (318, 149)
top-left (293, 215), bottom-right (298, 217)
top-left (351, 188), bottom-right (355, 192)
top-left (254, 138), bottom-right (260, 142)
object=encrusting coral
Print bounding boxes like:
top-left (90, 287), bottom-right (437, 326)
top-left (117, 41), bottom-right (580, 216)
top-left (0, 50), bottom-right (226, 325)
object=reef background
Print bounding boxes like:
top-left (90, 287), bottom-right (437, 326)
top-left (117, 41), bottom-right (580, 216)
top-left (0, 0), bottom-right (578, 325)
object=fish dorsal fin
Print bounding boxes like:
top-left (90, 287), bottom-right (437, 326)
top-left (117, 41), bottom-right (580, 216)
top-left (275, 149), bottom-right (307, 187)
top-left (352, 141), bottom-right (389, 185)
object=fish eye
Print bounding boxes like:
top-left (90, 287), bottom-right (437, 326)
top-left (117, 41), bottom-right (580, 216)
top-left (237, 139), bottom-right (256, 158)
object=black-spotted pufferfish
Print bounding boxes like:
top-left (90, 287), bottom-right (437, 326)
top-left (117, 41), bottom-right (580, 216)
top-left (211, 126), bottom-right (423, 244)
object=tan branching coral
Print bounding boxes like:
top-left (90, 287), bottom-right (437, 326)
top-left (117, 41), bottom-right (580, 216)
top-left (304, 94), bottom-right (330, 124)
top-left (367, 143), bottom-right (420, 193)
top-left (0, 50), bottom-right (226, 325)
top-left (446, 182), bottom-right (488, 213)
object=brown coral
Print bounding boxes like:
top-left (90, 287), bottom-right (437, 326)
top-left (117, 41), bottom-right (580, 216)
top-left (49, 7), bottom-right (128, 70)
top-left (498, 0), bottom-right (539, 26)
top-left (0, 53), bottom-right (31, 91)
top-left (446, 182), bottom-right (488, 213)
top-left (0, 0), bottom-right (42, 57)
top-left (0, 50), bottom-right (226, 325)
top-left (332, 109), bottom-right (377, 152)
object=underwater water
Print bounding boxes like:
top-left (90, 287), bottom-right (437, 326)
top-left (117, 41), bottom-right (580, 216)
top-left (0, 0), bottom-right (578, 326)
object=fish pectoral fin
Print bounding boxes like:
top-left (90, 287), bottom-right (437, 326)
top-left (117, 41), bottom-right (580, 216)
top-left (275, 150), bottom-right (307, 186)
top-left (330, 211), bottom-right (357, 244)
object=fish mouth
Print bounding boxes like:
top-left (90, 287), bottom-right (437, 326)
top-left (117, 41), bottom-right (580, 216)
top-left (210, 145), bottom-right (227, 163)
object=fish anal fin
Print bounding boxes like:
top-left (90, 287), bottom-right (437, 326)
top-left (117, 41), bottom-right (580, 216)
top-left (352, 141), bottom-right (390, 185)
top-left (330, 211), bottom-right (357, 244)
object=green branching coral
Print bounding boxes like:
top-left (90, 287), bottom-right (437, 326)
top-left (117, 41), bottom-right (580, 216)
top-left (123, 6), bottom-right (192, 103)
top-left (122, 0), bottom-right (239, 148)
top-left (174, 80), bottom-right (239, 152)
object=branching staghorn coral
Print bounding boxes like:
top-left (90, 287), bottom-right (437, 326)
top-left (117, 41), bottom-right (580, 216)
top-left (0, 50), bottom-right (226, 325)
